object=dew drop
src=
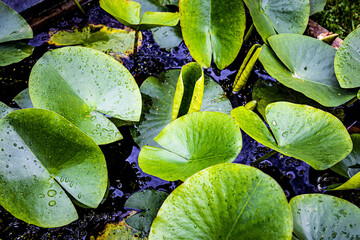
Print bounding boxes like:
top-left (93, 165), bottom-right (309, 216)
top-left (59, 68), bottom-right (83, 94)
top-left (48, 201), bottom-right (56, 207)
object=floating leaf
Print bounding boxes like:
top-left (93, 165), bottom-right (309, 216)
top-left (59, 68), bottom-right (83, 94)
top-left (309, 0), bottom-right (326, 15)
top-left (14, 88), bottom-right (33, 109)
top-left (259, 35), bottom-right (357, 107)
top-left (231, 102), bottom-right (352, 170)
top-left (151, 25), bottom-right (182, 51)
top-left (243, 0), bottom-right (309, 43)
top-left (100, 0), bottom-right (179, 31)
top-left (335, 27), bottom-right (360, 89)
top-left (0, 109), bottom-right (107, 227)
top-left (131, 69), bottom-right (232, 148)
top-left (290, 194), bottom-right (360, 239)
top-left (48, 24), bottom-right (143, 58)
top-left (149, 163), bottom-right (293, 239)
top-left (29, 46), bottom-right (142, 145)
top-left (0, 42), bottom-right (34, 66)
top-left (179, 0), bottom-right (246, 69)
top-left (0, 101), bottom-right (13, 119)
top-left (139, 111), bottom-right (242, 181)
top-left (125, 190), bottom-right (168, 233)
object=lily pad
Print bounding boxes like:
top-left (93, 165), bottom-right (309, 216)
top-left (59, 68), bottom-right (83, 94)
top-left (149, 163), bottom-right (293, 239)
top-left (0, 101), bottom-right (13, 119)
top-left (335, 27), bottom-right (360, 89)
top-left (151, 25), bottom-right (182, 51)
top-left (309, 0), bottom-right (326, 15)
top-left (290, 194), bottom-right (360, 239)
top-left (125, 190), bottom-right (169, 233)
top-left (243, 0), bottom-right (309, 43)
top-left (179, 0), bottom-right (246, 69)
top-left (0, 42), bottom-right (34, 66)
top-left (0, 109), bottom-right (107, 227)
top-left (138, 111), bottom-right (242, 181)
top-left (131, 69), bottom-right (232, 148)
top-left (231, 102), bottom-right (353, 170)
top-left (259, 35), bottom-right (357, 107)
top-left (14, 88), bottom-right (33, 109)
top-left (100, 0), bottom-right (179, 31)
top-left (48, 24), bottom-right (142, 58)
top-left (29, 46), bottom-right (142, 145)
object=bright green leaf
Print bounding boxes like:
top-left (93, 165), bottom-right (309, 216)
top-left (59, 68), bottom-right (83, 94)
top-left (125, 190), bottom-right (168, 233)
top-left (0, 109), bottom-right (107, 227)
top-left (139, 112), bottom-right (242, 181)
top-left (309, 0), bottom-right (326, 15)
top-left (243, 0), bottom-right (309, 43)
top-left (14, 88), bottom-right (33, 109)
top-left (231, 102), bottom-right (353, 170)
top-left (259, 35), bottom-right (357, 107)
top-left (131, 69), bottom-right (232, 148)
top-left (150, 163), bottom-right (293, 239)
top-left (335, 27), bottom-right (360, 89)
top-left (290, 194), bottom-right (360, 239)
top-left (179, 0), bottom-right (246, 69)
top-left (29, 46), bottom-right (141, 145)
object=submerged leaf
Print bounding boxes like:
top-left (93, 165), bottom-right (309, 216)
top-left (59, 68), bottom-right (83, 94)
top-left (290, 194), bottom-right (360, 239)
top-left (231, 102), bottom-right (353, 170)
top-left (0, 109), bottom-right (107, 227)
top-left (139, 112), bottom-right (242, 181)
top-left (151, 25), bottom-right (183, 51)
top-left (150, 163), bottom-right (293, 239)
top-left (29, 46), bottom-right (142, 145)
top-left (179, 0), bottom-right (246, 69)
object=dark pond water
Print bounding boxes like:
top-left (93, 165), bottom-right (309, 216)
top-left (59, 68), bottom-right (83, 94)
top-left (0, 2), bottom-right (360, 239)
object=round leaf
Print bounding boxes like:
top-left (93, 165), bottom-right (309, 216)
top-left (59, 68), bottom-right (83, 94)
top-left (290, 194), bottom-right (360, 239)
top-left (231, 102), bottom-right (353, 170)
top-left (243, 0), bottom-right (309, 43)
top-left (0, 42), bottom-right (34, 66)
top-left (139, 111), bottom-right (242, 181)
top-left (0, 109), bottom-right (107, 227)
top-left (335, 27), bottom-right (360, 88)
top-left (259, 35), bottom-right (357, 107)
top-left (29, 46), bottom-right (141, 145)
top-left (151, 26), bottom-right (183, 51)
top-left (149, 163), bottom-right (293, 239)
top-left (131, 69), bottom-right (232, 148)
top-left (179, 0), bottom-right (246, 69)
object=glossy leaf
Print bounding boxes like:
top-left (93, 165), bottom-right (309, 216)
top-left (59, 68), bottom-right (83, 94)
top-left (151, 26), bottom-right (183, 51)
top-left (125, 190), bottom-right (168, 233)
top-left (0, 1), bottom-right (33, 43)
top-left (290, 194), bottom-right (360, 239)
top-left (99, 0), bottom-right (179, 30)
top-left (150, 163), bottom-right (293, 239)
top-left (14, 88), bottom-right (33, 109)
top-left (335, 27), bottom-right (360, 89)
top-left (131, 69), bottom-right (232, 148)
top-left (0, 102), bottom-right (13, 119)
top-left (309, 0), bottom-right (326, 15)
top-left (0, 109), bottom-right (107, 227)
top-left (179, 0), bottom-right (246, 69)
top-left (48, 24), bottom-right (142, 58)
top-left (231, 102), bottom-right (353, 170)
top-left (171, 62), bottom-right (204, 120)
top-left (0, 42), bottom-right (34, 66)
top-left (259, 35), bottom-right (357, 107)
top-left (139, 112), bottom-right (242, 181)
top-left (243, 0), bottom-right (309, 43)
top-left (29, 46), bottom-right (141, 145)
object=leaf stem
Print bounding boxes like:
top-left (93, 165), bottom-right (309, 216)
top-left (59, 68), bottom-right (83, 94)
top-left (345, 96), bottom-right (358, 107)
top-left (252, 150), bottom-right (276, 165)
top-left (133, 28), bottom-right (140, 72)
top-left (73, 0), bottom-right (85, 15)
top-left (243, 23), bottom-right (254, 44)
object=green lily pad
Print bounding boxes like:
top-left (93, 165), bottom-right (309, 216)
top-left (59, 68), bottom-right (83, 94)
top-left (149, 163), bottom-right (293, 239)
top-left (100, 0), bottom-right (179, 31)
top-left (0, 101), bottom-right (13, 119)
top-left (231, 102), bottom-right (353, 170)
top-left (290, 194), bottom-right (360, 239)
top-left (131, 69), bottom-right (232, 148)
top-left (0, 42), bottom-right (34, 66)
top-left (0, 109), bottom-right (107, 227)
top-left (179, 0), bottom-right (246, 69)
top-left (138, 111), bottom-right (242, 181)
top-left (243, 0), bottom-right (309, 43)
top-left (48, 24), bottom-right (142, 58)
top-left (151, 25), bottom-right (183, 51)
top-left (309, 0), bottom-right (326, 15)
top-left (125, 190), bottom-right (169, 233)
top-left (259, 35), bottom-right (357, 107)
top-left (14, 88), bottom-right (33, 109)
top-left (0, 1), bottom-right (33, 43)
top-left (335, 27), bottom-right (360, 89)
top-left (29, 46), bottom-right (141, 145)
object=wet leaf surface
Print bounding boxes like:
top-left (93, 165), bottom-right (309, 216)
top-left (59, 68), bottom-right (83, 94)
top-left (0, 101), bottom-right (13, 119)
top-left (151, 25), bottom-right (182, 51)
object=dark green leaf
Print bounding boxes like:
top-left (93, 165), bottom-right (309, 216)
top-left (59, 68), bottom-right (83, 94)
top-left (0, 41), bottom-right (33, 66)
top-left (151, 25), bottom-right (182, 51)
top-left (309, 0), bottom-right (326, 15)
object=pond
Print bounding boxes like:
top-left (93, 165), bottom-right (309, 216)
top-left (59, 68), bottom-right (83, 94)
top-left (0, 0), bottom-right (360, 239)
